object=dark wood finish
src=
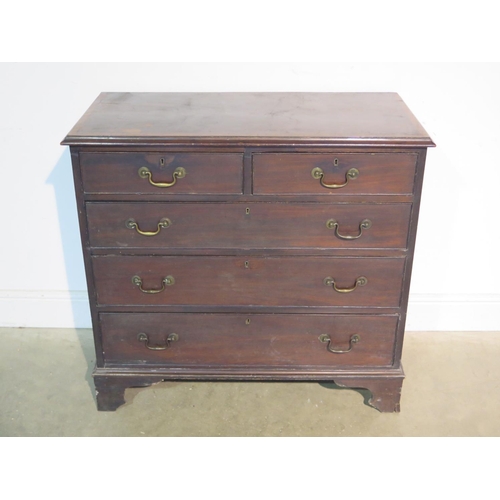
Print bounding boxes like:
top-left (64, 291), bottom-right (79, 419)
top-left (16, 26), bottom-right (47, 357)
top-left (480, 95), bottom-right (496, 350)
top-left (69, 149), bottom-right (105, 367)
top-left (90, 247), bottom-right (407, 259)
top-left (253, 152), bottom-right (417, 195)
top-left (393, 149), bottom-right (429, 365)
top-left (86, 202), bottom-right (412, 250)
top-left (95, 305), bottom-right (401, 316)
top-left (80, 152), bottom-right (243, 194)
top-left (84, 193), bottom-right (414, 203)
top-left (92, 256), bottom-right (405, 308)
top-left (94, 375), bottom-right (160, 411)
top-left (334, 375), bottom-right (404, 413)
top-left (62, 93), bottom-right (434, 147)
top-left (100, 313), bottom-right (398, 367)
top-left (93, 369), bottom-right (404, 412)
top-left (63, 92), bottom-right (434, 412)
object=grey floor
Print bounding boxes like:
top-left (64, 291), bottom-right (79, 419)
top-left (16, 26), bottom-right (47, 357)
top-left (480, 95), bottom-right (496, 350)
top-left (1, 328), bottom-right (499, 436)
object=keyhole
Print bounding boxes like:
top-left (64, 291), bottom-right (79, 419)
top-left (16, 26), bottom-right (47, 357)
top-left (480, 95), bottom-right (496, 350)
top-left (245, 207), bottom-right (250, 215)
top-left (160, 158), bottom-right (165, 166)
top-left (245, 319), bottom-right (251, 325)
top-left (244, 261), bottom-right (249, 269)
top-left (333, 158), bottom-right (339, 166)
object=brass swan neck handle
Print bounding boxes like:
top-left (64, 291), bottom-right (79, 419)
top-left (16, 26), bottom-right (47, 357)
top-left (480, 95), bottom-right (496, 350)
top-left (326, 219), bottom-right (372, 240)
top-left (132, 275), bottom-right (175, 294)
top-left (311, 167), bottom-right (359, 189)
top-left (138, 166), bottom-right (186, 188)
top-left (323, 276), bottom-right (367, 293)
top-left (138, 332), bottom-right (179, 350)
top-left (126, 218), bottom-right (171, 236)
top-left (319, 334), bottom-right (360, 354)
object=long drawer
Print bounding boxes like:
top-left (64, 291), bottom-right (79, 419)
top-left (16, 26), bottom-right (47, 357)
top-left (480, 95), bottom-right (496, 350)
top-left (86, 202), bottom-right (412, 250)
top-left (253, 152), bottom-right (417, 195)
top-left (80, 152), bottom-right (244, 194)
top-left (100, 313), bottom-right (398, 367)
top-left (92, 256), bottom-right (405, 307)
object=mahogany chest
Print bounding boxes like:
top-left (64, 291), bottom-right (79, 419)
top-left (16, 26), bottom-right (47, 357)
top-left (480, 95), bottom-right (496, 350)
top-left (62, 92), bottom-right (434, 412)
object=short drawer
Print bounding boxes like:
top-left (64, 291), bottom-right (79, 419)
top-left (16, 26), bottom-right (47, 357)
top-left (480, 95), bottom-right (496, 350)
top-left (100, 313), bottom-right (398, 368)
top-left (92, 256), bottom-right (405, 308)
top-left (253, 153), bottom-right (417, 195)
top-left (86, 202), bottom-right (412, 250)
top-left (79, 152), bottom-right (243, 194)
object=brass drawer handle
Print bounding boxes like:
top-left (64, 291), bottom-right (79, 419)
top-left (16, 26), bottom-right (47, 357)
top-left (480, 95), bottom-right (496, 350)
top-left (326, 218), bottom-right (372, 240)
top-left (132, 275), bottom-right (175, 294)
top-left (319, 334), bottom-right (360, 354)
top-left (138, 166), bottom-right (186, 188)
top-left (324, 276), bottom-right (367, 293)
top-left (138, 332), bottom-right (179, 350)
top-left (126, 218), bottom-right (171, 236)
top-left (311, 167), bottom-right (359, 189)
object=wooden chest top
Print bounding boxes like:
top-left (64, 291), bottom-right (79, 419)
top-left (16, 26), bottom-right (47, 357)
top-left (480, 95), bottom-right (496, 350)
top-left (61, 92), bottom-right (434, 147)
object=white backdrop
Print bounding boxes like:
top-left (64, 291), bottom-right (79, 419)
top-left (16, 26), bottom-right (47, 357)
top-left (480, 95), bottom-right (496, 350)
top-left (1, 62), bottom-right (499, 330)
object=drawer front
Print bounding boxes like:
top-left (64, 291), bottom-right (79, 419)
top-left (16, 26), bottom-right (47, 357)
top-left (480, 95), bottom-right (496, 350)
top-left (87, 202), bottom-right (411, 250)
top-left (253, 153), bottom-right (416, 195)
top-left (92, 256), bottom-right (405, 307)
top-left (80, 152), bottom-right (243, 194)
top-left (100, 313), bottom-right (398, 367)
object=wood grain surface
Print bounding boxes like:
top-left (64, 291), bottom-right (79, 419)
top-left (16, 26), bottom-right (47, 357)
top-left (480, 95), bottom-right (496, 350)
top-left (62, 92), bottom-right (435, 147)
top-left (100, 312), bottom-right (398, 367)
top-left (86, 202), bottom-right (412, 250)
top-left (253, 152), bottom-right (417, 195)
top-left (92, 255), bottom-right (405, 307)
top-left (80, 152), bottom-right (243, 194)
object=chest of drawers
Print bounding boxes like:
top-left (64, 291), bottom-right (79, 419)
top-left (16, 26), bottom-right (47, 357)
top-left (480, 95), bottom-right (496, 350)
top-left (62, 92), bottom-right (434, 412)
